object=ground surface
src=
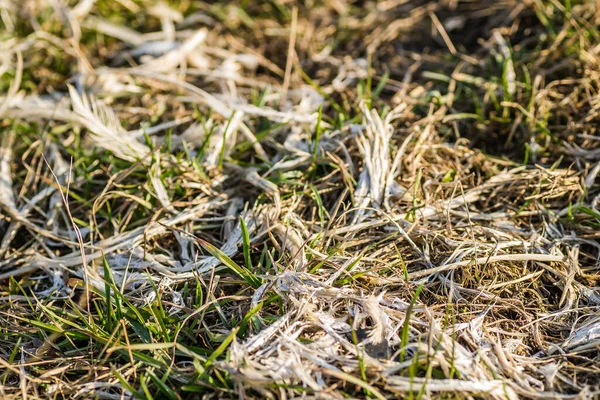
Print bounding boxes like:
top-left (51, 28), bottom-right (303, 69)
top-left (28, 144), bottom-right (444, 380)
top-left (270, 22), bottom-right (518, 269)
top-left (2, 0), bottom-right (600, 399)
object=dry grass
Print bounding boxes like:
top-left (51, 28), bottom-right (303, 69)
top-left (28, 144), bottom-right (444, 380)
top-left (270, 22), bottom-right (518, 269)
top-left (2, 0), bottom-right (600, 398)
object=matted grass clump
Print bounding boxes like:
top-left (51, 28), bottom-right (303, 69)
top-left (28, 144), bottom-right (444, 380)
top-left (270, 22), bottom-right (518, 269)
top-left (2, 0), bottom-right (600, 398)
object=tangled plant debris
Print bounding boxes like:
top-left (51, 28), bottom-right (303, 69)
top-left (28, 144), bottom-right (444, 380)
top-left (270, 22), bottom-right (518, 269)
top-left (1, 0), bottom-right (600, 398)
